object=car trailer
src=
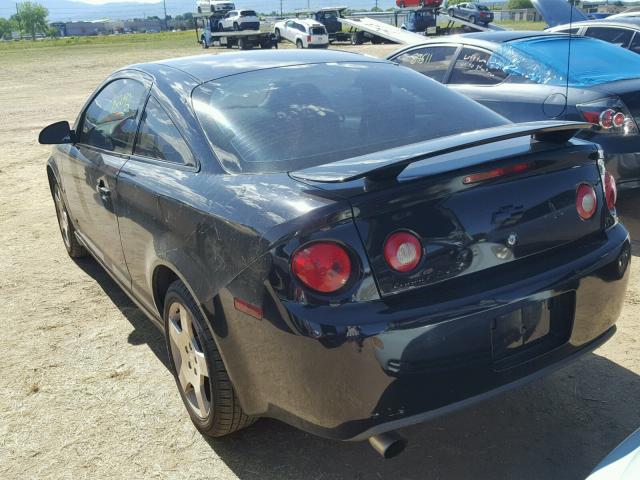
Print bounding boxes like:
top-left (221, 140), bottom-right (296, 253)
top-left (194, 14), bottom-right (276, 50)
top-left (436, 11), bottom-right (508, 32)
top-left (338, 15), bottom-right (426, 45)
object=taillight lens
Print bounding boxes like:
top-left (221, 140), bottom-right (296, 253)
top-left (291, 242), bottom-right (351, 293)
top-left (307, 35), bottom-right (311, 42)
top-left (384, 231), bottom-right (422, 272)
top-left (577, 98), bottom-right (638, 135)
top-left (576, 184), bottom-right (597, 220)
top-left (604, 171), bottom-right (617, 211)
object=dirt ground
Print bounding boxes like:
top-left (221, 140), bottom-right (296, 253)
top-left (1, 37), bottom-right (639, 480)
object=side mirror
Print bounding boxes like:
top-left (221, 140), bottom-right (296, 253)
top-left (39, 121), bottom-right (76, 145)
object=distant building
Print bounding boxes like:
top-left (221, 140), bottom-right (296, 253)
top-left (63, 20), bottom-right (108, 36)
top-left (123, 19), bottom-right (163, 33)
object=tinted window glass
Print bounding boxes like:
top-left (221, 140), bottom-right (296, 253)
top-left (193, 62), bottom-right (506, 174)
top-left (584, 27), bottom-right (633, 47)
top-left (240, 10), bottom-right (256, 16)
top-left (311, 26), bottom-right (326, 35)
top-left (450, 47), bottom-right (508, 85)
top-left (629, 33), bottom-right (640, 54)
top-left (395, 45), bottom-right (458, 82)
top-left (134, 97), bottom-right (194, 166)
top-left (80, 79), bottom-right (146, 153)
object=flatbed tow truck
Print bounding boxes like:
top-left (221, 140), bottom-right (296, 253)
top-left (194, 13), bottom-right (276, 50)
top-left (294, 5), bottom-right (507, 46)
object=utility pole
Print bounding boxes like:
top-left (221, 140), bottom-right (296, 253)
top-left (163, 0), bottom-right (168, 30)
top-left (15, 3), bottom-right (21, 33)
top-left (280, 0), bottom-right (283, 17)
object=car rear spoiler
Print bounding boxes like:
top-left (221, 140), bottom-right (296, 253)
top-left (289, 121), bottom-right (593, 184)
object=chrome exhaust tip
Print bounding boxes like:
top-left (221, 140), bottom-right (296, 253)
top-left (368, 431), bottom-right (407, 459)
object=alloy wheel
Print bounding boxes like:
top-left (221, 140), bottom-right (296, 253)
top-left (54, 186), bottom-right (71, 249)
top-left (167, 301), bottom-right (211, 419)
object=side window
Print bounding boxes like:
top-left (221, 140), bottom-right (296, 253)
top-left (584, 27), bottom-right (633, 47)
top-left (394, 45), bottom-right (458, 83)
top-left (629, 33), bottom-right (640, 54)
top-left (449, 47), bottom-right (508, 85)
top-left (134, 97), bottom-right (195, 166)
top-left (79, 78), bottom-right (147, 154)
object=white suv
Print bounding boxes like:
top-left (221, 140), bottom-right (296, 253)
top-left (217, 10), bottom-right (260, 31)
top-left (273, 19), bottom-right (329, 48)
top-left (196, 0), bottom-right (235, 14)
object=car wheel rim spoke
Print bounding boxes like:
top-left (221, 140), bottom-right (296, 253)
top-left (168, 301), bottom-right (211, 418)
top-left (54, 188), bottom-right (70, 248)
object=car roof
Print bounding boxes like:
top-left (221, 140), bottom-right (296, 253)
top-left (549, 19), bottom-right (640, 30)
top-left (131, 50), bottom-right (386, 83)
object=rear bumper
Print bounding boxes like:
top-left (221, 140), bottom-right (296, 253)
top-left (217, 223), bottom-right (631, 440)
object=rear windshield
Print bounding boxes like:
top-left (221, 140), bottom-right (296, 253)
top-left (193, 62), bottom-right (507, 174)
top-left (310, 26), bottom-right (326, 35)
top-left (477, 5), bottom-right (490, 10)
top-left (240, 10), bottom-right (256, 16)
top-left (491, 36), bottom-right (640, 87)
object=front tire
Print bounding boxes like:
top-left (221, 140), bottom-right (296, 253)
top-left (164, 280), bottom-right (255, 437)
top-left (53, 182), bottom-right (86, 258)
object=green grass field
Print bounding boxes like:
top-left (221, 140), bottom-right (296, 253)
top-left (0, 30), bottom-right (195, 51)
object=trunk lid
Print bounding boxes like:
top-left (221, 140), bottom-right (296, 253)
top-left (291, 129), bottom-right (605, 297)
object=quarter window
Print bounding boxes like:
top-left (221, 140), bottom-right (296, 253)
top-left (134, 97), bottom-right (194, 166)
top-left (449, 47), bottom-right (508, 85)
top-left (394, 46), bottom-right (458, 82)
top-left (584, 27), bottom-right (634, 48)
top-left (79, 78), bottom-right (147, 154)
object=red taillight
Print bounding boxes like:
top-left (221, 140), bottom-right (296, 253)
top-left (384, 231), bottom-right (422, 272)
top-left (463, 162), bottom-right (530, 185)
top-left (291, 242), bottom-right (351, 293)
top-left (576, 184), bottom-right (597, 220)
top-left (307, 35), bottom-right (311, 42)
top-left (604, 171), bottom-right (617, 211)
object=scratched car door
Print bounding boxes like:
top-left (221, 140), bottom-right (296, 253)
top-left (65, 76), bottom-right (149, 285)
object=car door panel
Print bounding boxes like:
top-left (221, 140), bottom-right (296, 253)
top-left (60, 76), bottom-right (150, 287)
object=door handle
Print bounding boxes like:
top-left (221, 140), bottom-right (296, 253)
top-left (96, 180), bottom-right (111, 197)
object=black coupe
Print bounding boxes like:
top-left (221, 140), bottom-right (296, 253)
top-left (40, 50), bottom-right (630, 457)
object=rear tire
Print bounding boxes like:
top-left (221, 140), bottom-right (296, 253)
top-left (470, 15), bottom-right (476, 24)
top-left (296, 39), bottom-right (303, 48)
top-left (274, 28), bottom-right (281, 42)
top-left (53, 181), bottom-right (86, 258)
top-left (164, 280), bottom-right (255, 437)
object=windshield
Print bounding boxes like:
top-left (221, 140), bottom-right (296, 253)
top-left (478, 5), bottom-right (490, 11)
top-left (490, 36), bottom-right (640, 87)
top-left (193, 62), bottom-right (506, 174)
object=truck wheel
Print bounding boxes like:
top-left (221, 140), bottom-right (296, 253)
top-left (53, 181), bottom-right (87, 258)
top-left (350, 33), bottom-right (361, 45)
top-left (233, 22), bottom-right (239, 31)
top-left (470, 15), bottom-right (476, 24)
top-left (164, 280), bottom-right (256, 437)
top-left (296, 39), bottom-right (303, 48)
top-left (274, 28), bottom-right (281, 42)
